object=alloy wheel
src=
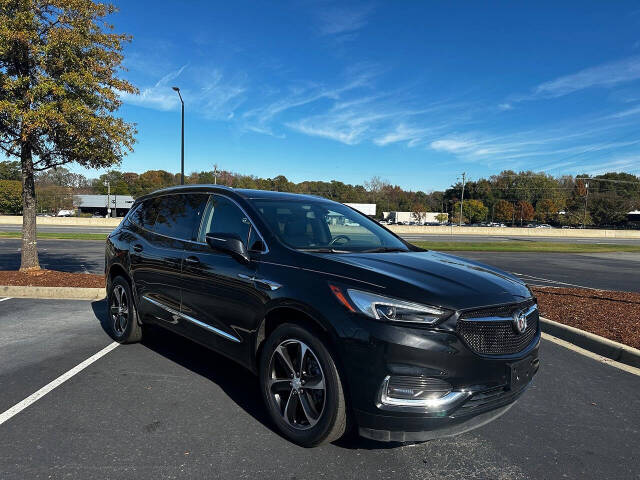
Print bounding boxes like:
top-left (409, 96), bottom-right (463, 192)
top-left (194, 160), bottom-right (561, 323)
top-left (110, 285), bottom-right (129, 336)
top-left (268, 339), bottom-right (326, 430)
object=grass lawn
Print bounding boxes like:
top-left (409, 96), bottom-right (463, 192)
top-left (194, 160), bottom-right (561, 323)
top-left (412, 241), bottom-right (640, 253)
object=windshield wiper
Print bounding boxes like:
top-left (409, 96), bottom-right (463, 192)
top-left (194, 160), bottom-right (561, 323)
top-left (360, 247), bottom-right (409, 253)
top-left (298, 247), bottom-right (350, 253)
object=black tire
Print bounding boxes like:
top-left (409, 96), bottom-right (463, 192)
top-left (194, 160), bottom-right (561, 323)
top-left (259, 323), bottom-right (347, 447)
top-left (107, 276), bottom-right (142, 344)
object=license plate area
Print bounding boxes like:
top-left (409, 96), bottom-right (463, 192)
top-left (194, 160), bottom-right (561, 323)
top-left (508, 356), bottom-right (538, 391)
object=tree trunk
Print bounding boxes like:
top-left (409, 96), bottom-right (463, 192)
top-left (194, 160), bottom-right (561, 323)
top-left (20, 142), bottom-right (40, 271)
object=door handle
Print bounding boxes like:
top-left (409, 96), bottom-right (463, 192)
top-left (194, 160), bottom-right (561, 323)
top-left (184, 256), bottom-right (200, 264)
top-left (133, 244), bottom-right (143, 253)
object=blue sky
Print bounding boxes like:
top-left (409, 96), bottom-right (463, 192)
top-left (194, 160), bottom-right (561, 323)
top-left (91, 1), bottom-right (640, 190)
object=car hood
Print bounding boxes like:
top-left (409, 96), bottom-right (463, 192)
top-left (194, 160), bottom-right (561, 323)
top-left (319, 250), bottom-right (532, 310)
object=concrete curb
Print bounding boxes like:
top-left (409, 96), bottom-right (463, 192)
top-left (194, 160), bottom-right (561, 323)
top-left (540, 317), bottom-right (640, 368)
top-left (0, 285), bottom-right (105, 300)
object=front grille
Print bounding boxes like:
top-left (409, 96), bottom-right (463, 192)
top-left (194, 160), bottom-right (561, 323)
top-left (456, 301), bottom-right (539, 355)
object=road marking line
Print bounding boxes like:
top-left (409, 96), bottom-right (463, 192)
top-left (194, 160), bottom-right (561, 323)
top-left (0, 297), bottom-right (12, 302)
top-left (542, 333), bottom-right (640, 376)
top-left (512, 272), bottom-right (597, 290)
top-left (0, 342), bottom-right (119, 426)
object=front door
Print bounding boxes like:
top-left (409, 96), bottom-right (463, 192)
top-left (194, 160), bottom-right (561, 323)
top-left (180, 194), bottom-right (269, 365)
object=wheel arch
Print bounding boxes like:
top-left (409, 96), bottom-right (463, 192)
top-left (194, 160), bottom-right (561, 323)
top-left (253, 303), bottom-right (335, 370)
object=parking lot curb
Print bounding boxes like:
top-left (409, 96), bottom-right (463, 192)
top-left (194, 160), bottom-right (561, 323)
top-left (0, 285), bottom-right (105, 300)
top-left (540, 317), bottom-right (640, 368)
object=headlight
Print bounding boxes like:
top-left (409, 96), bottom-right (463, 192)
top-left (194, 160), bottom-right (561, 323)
top-left (345, 288), bottom-right (450, 325)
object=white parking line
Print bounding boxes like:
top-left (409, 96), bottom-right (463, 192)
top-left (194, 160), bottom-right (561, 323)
top-left (0, 342), bottom-right (119, 427)
top-left (0, 297), bottom-right (12, 302)
top-left (512, 272), bottom-right (597, 290)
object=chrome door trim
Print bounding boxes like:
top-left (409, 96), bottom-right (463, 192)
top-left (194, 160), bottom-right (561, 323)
top-left (237, 273), bottom-right (282, 290)
top-left (142, 295), bottom-right (241, 343)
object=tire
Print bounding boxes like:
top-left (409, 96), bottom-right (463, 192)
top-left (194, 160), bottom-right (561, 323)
top-left (259, 323), bottom-right (347, 447)
top-left (107, 275), bottom-right (142, 344)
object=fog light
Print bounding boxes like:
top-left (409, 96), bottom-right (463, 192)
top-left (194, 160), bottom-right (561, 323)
top-left (379, 376), bottom-right (470, 412)
top-left (386, 376), bottom-right (452, 401)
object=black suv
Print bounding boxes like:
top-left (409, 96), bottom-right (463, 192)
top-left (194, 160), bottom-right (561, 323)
top-left (105, 185), bottom-right (540, 446)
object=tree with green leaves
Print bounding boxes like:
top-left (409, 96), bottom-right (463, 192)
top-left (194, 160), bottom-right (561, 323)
top-left (0, 179), bottom-right (22, 213)
top-left (454, 199), bottom-right (488, 224)
top-left (0, 160), bottom-right (21, 180)
top-left (0, 0), bottom-right (137, 270)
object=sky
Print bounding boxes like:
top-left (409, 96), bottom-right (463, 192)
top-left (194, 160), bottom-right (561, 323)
top-left (86, 1), bottom-right (640, 190)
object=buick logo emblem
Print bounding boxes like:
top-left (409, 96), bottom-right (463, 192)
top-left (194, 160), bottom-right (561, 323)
top-left (513, 310), bottom-right (528, 334)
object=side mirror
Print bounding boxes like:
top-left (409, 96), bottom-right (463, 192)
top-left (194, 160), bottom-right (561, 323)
top-left (205, 232), bottom-right (250, 263)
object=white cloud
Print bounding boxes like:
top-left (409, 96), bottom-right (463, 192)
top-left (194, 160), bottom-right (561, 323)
top-left (120, 66), bottom-right (246, 120)
top-left (315, 4), bottom-right (374, 36)
top-left (517, 56), bottom-right (640, 101)
top-left (498, 103), bottom-right (513, 111)
top-left (607, 104), bottom-right (640, 118)
top-left (373, 124), bottom-right (431, 146)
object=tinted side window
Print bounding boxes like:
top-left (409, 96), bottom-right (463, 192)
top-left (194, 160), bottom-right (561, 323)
top-left (153, 194), bottom-right (209, 241)
top-left (129, 199), bottom-right (160, 229)
top-left (199, 195), bottom-right (250, 244)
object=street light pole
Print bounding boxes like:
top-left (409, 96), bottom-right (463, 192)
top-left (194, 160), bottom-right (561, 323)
top-left (172, 86), bottom-right (184, 185)
top-left (458, 172), bottom-right (466, 226)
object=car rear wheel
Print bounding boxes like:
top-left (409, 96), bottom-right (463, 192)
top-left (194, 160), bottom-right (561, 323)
top-left (108, 276), bottom-right (142, 344)
top-left (259, 323), bottom-right (347, 447)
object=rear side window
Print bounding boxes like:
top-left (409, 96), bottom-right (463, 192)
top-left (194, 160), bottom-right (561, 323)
top-left (198, 195), bottom-right (251, 244)
top-left (129, 199), bottom-right (160, 230)
top-left (153, 194), bottom-right (209, 241)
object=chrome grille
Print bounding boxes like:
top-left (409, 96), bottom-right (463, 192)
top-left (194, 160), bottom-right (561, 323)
top-left (456, 301), bottom-right (539, 355)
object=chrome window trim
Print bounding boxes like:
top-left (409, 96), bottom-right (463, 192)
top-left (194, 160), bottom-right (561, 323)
top-left (142, 295), bottom-right (241, 343)
top-left (197, 193), bottom-right (270, 254)
top-left (128, 192), bottom-right (269, 253)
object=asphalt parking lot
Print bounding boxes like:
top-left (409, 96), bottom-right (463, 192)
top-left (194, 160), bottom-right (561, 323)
top-left (0, 298), bottom-right (639, 479)
top-left (1, 238), bottom-right (638, 291)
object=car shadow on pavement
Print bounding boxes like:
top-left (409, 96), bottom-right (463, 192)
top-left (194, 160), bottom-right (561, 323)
top-left (91, 300), bottom-right (403, 451)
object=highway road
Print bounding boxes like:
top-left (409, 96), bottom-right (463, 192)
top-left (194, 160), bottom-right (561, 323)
top-left (0, 238), bottom-right (637, 291)
top-left (0, 298), bottom-right (638, 479)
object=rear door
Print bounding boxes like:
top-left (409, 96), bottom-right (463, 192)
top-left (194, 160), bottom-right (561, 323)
top-left (180, 194), bottom-right (269, 362)
top-left (131, 193), bottom-right (208, 326)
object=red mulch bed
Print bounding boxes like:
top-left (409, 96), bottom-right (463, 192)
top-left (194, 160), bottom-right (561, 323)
top-left (532, 286), bottom-right (640, 349)
top-left (0, 269), bottom-right (105, 288)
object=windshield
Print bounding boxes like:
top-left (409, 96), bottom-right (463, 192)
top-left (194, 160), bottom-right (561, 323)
top-left (250, 198), bottom-right (409, 253)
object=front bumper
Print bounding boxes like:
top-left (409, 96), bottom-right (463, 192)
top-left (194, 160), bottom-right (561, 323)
top-left (335, 313), bottom-right (540, 441)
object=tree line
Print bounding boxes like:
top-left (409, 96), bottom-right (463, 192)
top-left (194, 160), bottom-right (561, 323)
top-left (1, 161), bottom-right (639, 227)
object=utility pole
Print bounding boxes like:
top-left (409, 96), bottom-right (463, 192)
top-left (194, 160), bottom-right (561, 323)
top-left (104, 181), bottom-right (110, 218)
top-left (458, 172), bottom-right (466, 226)
top-left (213, 164), bottom-right (219, 185)
top-left (172, 86), bottom-right (185, 185)
top-left (583, 181), bottom-right (589, 228)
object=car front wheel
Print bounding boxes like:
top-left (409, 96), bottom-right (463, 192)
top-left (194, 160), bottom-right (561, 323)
top-left (107, 276), bottom-right (142, 344)
top-left (259, 323), bottom-right (347, 447)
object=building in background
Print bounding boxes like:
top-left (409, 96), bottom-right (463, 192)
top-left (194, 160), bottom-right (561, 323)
top-left (74, 194), bottom-right (134, 217)
top-left (344, 203), bottom-right (376, 217)
top-left (384, 211), bottom-right (448, 224)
